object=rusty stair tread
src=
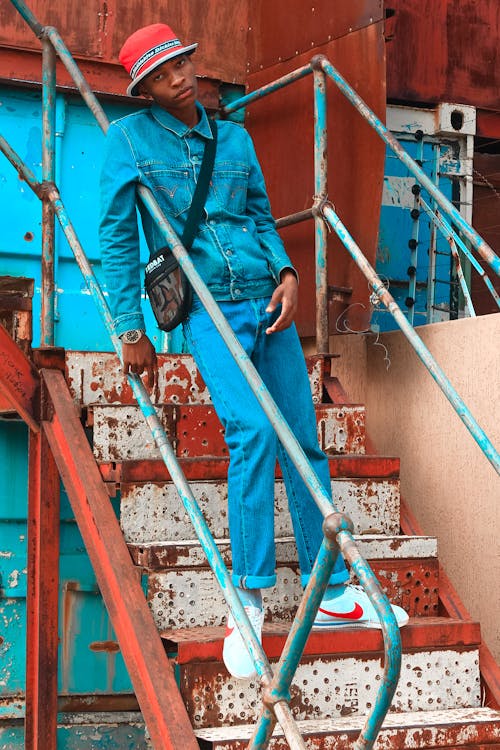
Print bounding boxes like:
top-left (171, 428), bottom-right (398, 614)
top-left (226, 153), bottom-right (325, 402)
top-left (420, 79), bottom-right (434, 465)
top-left (65, 350), bottom-right (361, 408)
top-left (100, 454), bottom-right (400, 482)
top-left (193, 707), bottom-right (500, 749)
top-left (160, 617), bottom-right (481, 664)
top-left (128, 534), bottom-right (438, 568)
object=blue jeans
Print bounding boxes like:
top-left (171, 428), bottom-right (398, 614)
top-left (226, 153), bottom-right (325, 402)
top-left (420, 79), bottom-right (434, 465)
top-left (183, 297), bottom-right (349, 590)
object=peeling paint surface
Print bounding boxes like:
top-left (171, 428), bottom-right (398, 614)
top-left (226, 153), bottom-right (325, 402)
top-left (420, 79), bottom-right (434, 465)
top-left (147, 554), bottom-right (438, 629)
top-left (66, 352), bottom-right (211, 406)
top-left (91, 403), bottom-right (363, 462)
top-left (128, 535), bottom-right (437, 569)
top-left (0, 711), bottom-right (147, 749)
top-left (193, 707), bottom-right (500, 749)
top-left (180, 649), bottom-right (481, 729)
top-left (120, 479), bottom-right (400, 544)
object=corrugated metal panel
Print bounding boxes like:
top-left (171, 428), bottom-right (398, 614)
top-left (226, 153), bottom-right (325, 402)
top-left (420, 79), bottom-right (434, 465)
top-left (246, 18), bottom-right (386, 336)
top-left (386, 0), bottom-right (500, 110)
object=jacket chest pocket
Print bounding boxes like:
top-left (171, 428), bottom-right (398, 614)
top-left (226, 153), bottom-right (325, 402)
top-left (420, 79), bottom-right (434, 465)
top-left (211, 167), bottom-right (248, 215)
top-left (143, 167), bottom-right (193, 217)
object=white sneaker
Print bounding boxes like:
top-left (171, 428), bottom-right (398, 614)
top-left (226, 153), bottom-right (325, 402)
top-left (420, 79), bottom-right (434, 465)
top-left (313, 584), bottom-right (409, 629)
top-left (222, 605), bottom-right (264, 680)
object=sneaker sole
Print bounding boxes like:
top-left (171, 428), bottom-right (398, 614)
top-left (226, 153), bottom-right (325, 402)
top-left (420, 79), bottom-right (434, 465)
top-left (313, 615), bottom-right (409, 630)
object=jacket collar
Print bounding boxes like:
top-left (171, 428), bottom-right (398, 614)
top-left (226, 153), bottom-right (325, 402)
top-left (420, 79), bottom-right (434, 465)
top-left (150, 101), bottom-right (213, 139)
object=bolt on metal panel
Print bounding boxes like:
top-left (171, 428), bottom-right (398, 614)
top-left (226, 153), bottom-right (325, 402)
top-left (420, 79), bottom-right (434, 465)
top-left (119, 478), bottom-right (400, 544)
top-left (180, 649), bottom-right (481, 729)
top-left (316, 405), bottom-right (365, 455)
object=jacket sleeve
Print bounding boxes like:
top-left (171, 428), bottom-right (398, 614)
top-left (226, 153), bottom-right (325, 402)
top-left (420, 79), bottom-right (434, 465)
top-left (99, 121), bottom-right (146, 336)
top-left (243, 129), bottom-right (297, 283)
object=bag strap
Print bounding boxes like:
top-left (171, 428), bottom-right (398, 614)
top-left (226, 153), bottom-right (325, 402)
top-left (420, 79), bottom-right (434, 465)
top-left (181, 117), bottom-right (218, 250)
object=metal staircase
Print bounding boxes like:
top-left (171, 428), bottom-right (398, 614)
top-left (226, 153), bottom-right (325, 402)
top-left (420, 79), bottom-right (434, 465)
top-left (52, 347), bottom-right (500, 746)
top-left (1, 1), bottom-right (499, 747)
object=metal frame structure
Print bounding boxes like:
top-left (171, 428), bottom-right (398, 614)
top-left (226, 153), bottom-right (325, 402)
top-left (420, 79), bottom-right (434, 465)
top-left (0, 1), bottom-right (499, 749)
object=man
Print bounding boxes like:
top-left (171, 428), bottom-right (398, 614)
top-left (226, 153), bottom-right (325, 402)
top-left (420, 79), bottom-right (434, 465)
top-left (100, 23), bottom-right (408, 681)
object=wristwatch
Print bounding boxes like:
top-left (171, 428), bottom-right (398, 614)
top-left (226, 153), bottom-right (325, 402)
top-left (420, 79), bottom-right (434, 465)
top-left (119, 329), bottom-right (145, 344)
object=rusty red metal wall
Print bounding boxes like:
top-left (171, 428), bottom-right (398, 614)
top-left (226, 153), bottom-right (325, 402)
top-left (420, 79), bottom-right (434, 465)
top-left (1, 0), bottom-right (387, 337)
top-left (246, 1), bottom-right (386, 335)
top-left (471, 153), bottom-right (500, 316)
top-left (385, 0), bottom-right (500, 111)
top-left (0, 0), bottom-right (248, 96)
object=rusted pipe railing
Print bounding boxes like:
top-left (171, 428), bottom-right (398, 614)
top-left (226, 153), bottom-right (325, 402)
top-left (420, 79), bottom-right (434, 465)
top-left (418, 196), bottom-right (500, 311)
top-left (313, 66), bottom-right (329, 353)
top-left (320, 201), bottom-right (500, 475)
top-left (317, 56), bottom-right (500, 277)
top-left (41, 35), bottom-right (56, 345)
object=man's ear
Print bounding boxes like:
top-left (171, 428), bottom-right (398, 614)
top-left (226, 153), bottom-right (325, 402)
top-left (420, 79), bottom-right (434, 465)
top-left (137, 84), bottom-right (152, 99)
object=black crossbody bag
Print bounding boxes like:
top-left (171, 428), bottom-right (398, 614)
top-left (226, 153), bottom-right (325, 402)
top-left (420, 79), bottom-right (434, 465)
top-left (145, 118), bottom-right (217, 331)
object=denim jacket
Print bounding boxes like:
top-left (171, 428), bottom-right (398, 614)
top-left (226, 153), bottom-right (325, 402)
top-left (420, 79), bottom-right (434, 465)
top-left (99, 102), bottom-right (294, 336)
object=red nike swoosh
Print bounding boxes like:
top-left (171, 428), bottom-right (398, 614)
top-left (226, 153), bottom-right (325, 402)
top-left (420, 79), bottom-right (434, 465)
top-left (318, 602), bottom-right (364, 620)
top-left (225, 625), bottom-right (235, 637)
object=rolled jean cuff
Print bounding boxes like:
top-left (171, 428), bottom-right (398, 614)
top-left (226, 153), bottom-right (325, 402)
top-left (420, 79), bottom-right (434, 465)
top-left (300, 568), bottom-right (350, 590)
top-left (232, 573), bottom-right (276, 590)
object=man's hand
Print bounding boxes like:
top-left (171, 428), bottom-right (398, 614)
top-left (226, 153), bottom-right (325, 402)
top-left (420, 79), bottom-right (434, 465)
top-left (122, 335), bottom-right (158, 387)
top-left (265, 270), bottom-right (298, 334)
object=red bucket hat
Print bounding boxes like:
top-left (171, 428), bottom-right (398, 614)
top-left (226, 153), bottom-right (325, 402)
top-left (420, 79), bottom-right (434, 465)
top-left (119, 23), bottom-right (197, 97)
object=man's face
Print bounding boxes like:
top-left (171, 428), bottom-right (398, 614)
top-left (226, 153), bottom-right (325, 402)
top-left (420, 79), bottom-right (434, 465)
top-left (139, 54), bottom-right (198, 120)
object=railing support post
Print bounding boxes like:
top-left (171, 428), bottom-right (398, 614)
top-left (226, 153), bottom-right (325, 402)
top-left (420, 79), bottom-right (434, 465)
top-left (313, 62), bottom-right (329, 354)
top-left (41, 34), bottom-right (56, 346)
top-left (26, 426), bottom-right (60, 750)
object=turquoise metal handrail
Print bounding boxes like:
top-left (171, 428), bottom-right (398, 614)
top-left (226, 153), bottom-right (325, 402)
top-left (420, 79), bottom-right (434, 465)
top-left (4, 3), bottom-right (404, 749)
top-left (222, 57), bottom-right (500, 476)
top-left (418, 197), bottom-right (500, 311)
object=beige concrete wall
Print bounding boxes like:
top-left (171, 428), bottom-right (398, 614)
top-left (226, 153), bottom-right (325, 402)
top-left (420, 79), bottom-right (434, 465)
top-left (331, 313), bottom-right (500, 662)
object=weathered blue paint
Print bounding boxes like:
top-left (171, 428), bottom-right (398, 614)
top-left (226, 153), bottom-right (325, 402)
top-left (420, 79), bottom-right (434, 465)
top-left (0, 87), bottom-right (157, 350)
top-left (0, 418), bottom-right (135, 713)
top-left (407, 140), bottom-right (423, 325)
top-left (0, 720), bottom-right (147, 749)
top-left (376, 138), bottom-right (454, 330)
top-left (321, 202), bottom-right (500, 476)
top-left (319, 57), bottom-right (500, 278)
top-left (419, 196), bottom-right (500, 311)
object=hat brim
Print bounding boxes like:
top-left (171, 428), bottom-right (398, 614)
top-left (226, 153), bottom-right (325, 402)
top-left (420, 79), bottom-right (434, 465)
top-left (127, 43), bottom-right (198, 97)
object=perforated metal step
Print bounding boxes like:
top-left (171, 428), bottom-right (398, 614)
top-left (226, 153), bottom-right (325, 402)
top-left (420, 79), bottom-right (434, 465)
top-left (194, 707), bottom-right (500, 749)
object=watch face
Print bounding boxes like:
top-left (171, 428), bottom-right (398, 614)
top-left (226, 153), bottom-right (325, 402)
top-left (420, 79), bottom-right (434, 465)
top-left (124, 330), bottom-right (141, 344)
